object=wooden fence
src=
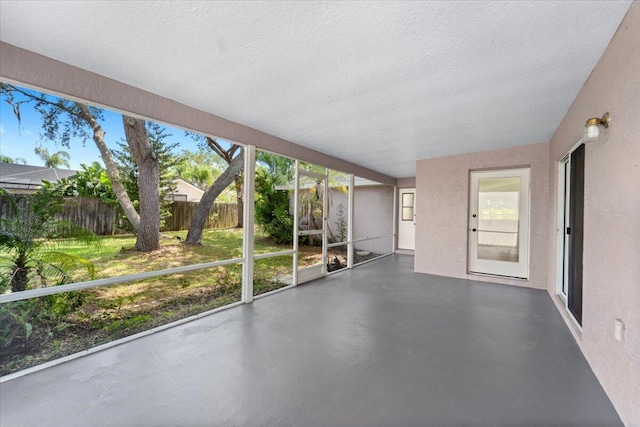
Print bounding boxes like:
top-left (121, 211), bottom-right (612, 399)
top-left (0, 195), bottom-right (238, 235)
top-left (163, 201), bottom-right (238, 232)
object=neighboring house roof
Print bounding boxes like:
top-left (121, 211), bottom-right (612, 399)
top-left (0, 162), bottom-right (77, 193)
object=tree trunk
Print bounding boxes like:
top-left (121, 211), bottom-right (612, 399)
top-left (122, 116), bottom-right (160, 252)
top-left (186, 151), bottom-right (244, 245)
top-left (234, 175), bottom-right (244, 228)
top-left (11, 253), bottom-right (29, 293)
top-left (76, 104), bottom-right (141, 232)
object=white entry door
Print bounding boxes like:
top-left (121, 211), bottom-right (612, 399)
top-left (398, 188), bottom-right (416, 250)
top-left (469, 169), bottom-right (530, 279)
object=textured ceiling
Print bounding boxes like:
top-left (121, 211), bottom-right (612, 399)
top-left (0, 1), bottom-right (632, 178)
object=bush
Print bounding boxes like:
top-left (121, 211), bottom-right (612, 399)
top-left (0, 292), bottom-right (85, 356)
top-left (261, 205), bottom-right (294, 244)
top-left (254, 155), bottom-right (294, 245)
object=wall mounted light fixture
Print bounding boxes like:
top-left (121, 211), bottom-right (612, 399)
top-left (583, 112), bottom-right (610, 143)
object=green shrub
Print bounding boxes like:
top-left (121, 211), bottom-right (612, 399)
top-left (261, 205), bottom-right (294, 244)
top-left (0, 292), bottom-right (85, 355)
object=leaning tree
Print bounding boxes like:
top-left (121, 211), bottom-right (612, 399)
top-left (184, 149), bottom-right (244, 245)
top-left (188, 133), bottom-right (244, 228)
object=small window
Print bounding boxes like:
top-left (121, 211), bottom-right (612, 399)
top-left (402, 193), bottom-right (414, 221)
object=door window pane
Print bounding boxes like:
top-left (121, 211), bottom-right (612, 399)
top-left (477, 177), bottom-right (520, 263)
top-left (402, 193), bottom-right (414, 221)
top-left (402, 207), bottom-right (414, 221)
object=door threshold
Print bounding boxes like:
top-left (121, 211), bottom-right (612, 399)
top-left (468, 271), bottom-right (528, 281)
top-left (395, 249), bottom-right (414, 255)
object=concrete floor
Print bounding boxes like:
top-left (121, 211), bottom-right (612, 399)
top-left (0, 255), bottom-right (622, 426)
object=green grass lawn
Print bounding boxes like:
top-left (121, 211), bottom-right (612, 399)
top-left (61, 227), bottom-right (298, 280)
top-left (1, 227), bottom-right (322, 376)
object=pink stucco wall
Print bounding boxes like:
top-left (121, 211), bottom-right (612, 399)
top-left (546, 3), bottom-right (640, 425)
top-left (414, 142), bottom-right (549, 289)
top-left (397, 177), bottom-right (416, 188)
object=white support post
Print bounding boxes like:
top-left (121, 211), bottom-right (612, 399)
top-left (322, 174), bottom-right (328, 275)
top-left (292, 160), bottom-right (300, 286)
top-left (392, 185), bottom-right (398, 254)
top-left (242, 145), bottom-right (256, 303)
top-left (347, 173), bottom-right (355, 269)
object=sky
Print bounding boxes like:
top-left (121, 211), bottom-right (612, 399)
top-left (0, 84), bottom-right (230, 170)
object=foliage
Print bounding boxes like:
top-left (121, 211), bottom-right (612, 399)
top-left (0, 83), bottom-right (104, 148)
top-left (0, 155), bottom-right (27, 164)
top-left (41, 161), bottom-right (117, 204)
top-left (263, 204), bottom-right (295, 245)
top-left (255, 152), bottom-right (295, 244)
top-left (172, 149), bottom-right (223, 190)
top-left (0, 292), bottom-right (85, 356)
top-left (0, 299), bottom-right (38, 351)
top-left (0, 188), bottom-right (97, 293)
top-left (34, 145), bottom-right (71, 169)
top-left (111, 122), bottom-right (179, 232)
top-left (334, 203), bottom-right (347, 243)
top-left (0, 188), bottom-right (97, 355)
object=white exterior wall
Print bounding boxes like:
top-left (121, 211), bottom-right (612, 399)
top-left (172, 179), bottom-right (204, 202)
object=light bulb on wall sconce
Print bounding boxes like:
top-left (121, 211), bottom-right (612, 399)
top-left (583, 112), bottom-right (610, 143)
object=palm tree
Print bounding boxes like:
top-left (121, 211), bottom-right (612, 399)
top-left (0, 188), bottom-right (96, 293)
top-left (34, 145), bottom-right (71, 169)
top-left (297, 164), bottom-right (348, 244)
top-left (0, 155), bottom-right (27, 164)
top-left (178, 163), bottom-right (219, 190)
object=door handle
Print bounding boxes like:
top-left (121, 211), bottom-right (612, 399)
top-left (472, 228), bottom-right (477, 232)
